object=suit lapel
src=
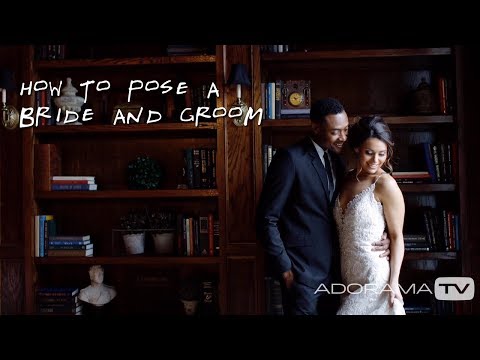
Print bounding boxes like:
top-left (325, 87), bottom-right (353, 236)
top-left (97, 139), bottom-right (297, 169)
top-left (331, 152), bottom-right (344, 201)
top-left (304, 140), bottom-right (329, 198)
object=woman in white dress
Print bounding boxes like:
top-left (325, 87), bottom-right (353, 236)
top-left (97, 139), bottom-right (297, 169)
top-left (334, 116), bottom-right (405, 315)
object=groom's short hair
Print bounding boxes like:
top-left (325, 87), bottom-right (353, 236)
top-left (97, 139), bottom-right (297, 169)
top-left (310, 98), bottom-right (345, 124)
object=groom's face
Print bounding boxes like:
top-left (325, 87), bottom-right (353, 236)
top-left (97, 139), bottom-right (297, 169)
top-left (313, 110), bottom-right (349, 154)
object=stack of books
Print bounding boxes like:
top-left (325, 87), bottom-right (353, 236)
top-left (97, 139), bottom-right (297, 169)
top-left (36, 287), bottom-right (83, 315)
top-left (50, 176), bottom-right (97, 191)
top-left (48, 235), bottom-right (93, 257)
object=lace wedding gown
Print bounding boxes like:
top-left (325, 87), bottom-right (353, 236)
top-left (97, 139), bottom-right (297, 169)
top-left (333, 179), bottom-right (405, 315)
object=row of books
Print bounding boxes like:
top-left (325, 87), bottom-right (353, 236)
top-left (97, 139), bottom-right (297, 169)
top-left (261, 80), bottom-right (311, 120)
top-left (182, 148), bottom-right (216, 189)
top-left (34, 44), bottom-right (66, 60)
top-left (404, 207), bottom-right (460, 252)
top-left (260, 45), bottom-right (291, 53)
top-left (33, 87), bottom-right (57, 126)
top-left (36, 287), bottom-right (82, 315)
top-left (396, 142), bottom-right (457, 183)
top-left (35, 215), bottom-right (93, 257)
top-left (404, 301), bottom-right (457, 315)
top-left (177, 214), bottom-right (219, 257)
top-left (264, 276), bottom-right (284, 315)
top-left (158, 83), bottom-right (217, 122)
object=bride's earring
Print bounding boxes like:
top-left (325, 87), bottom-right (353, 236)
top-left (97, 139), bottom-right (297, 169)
top-left (354, 149), bottom-right (361, 182)
top-left (355, 160), bottom-right (362, 183)
top-left (355, 168), bottom-right (362, 183)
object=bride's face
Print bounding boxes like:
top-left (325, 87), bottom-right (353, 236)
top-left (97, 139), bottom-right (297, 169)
top-left (356, 138), bottom-right (387, 176)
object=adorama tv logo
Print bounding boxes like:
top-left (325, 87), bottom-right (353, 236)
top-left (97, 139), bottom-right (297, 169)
top-left (434, 277), bottom-right (475, 301)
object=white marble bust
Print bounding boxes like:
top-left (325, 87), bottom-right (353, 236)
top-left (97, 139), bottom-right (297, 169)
top-left (79, 265), bottom-right (117, 307)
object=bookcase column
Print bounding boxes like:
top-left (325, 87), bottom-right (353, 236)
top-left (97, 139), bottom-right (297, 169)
top-left (222, 45), bottom-right (262, 314)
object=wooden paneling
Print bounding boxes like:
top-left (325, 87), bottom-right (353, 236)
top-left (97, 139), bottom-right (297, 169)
top-left (0, 260), bottom-right (24, 314)
top-left (224, 45), bottom-right (257, 247)
top-left (0, 46), bottom-right (26, 314)
top-left (0, 46), bottom-right (25, 255)
top-left (456, 46), bottom-right (480, 314)
top-left (226, 256), bottom-right (257, 314)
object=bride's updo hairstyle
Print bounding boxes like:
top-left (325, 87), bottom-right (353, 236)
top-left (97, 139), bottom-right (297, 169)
top-left (348, 116), bottom-right (395, 173)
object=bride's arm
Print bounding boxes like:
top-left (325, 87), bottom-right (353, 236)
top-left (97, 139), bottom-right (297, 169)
top-left (376, 174), bottom-right (405, 305)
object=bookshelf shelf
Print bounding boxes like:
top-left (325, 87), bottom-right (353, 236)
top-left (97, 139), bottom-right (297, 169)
top-left (261, 116), bottom-right (453, 129)
top-left (262, 48), bottom-right (451, 62)
top-left (398, 184), bottom-right (456, 192)
top-left (35, 55), bottom-right (217, 69)
top-left (384, 116), bottom-right (453, 124)
top-left (36, 189), bottom-right (219, 200)
top-left (34, 256), bottom-right (222, 265)
top-left (33, 123), bottom-right (218, 135)
top-left (404, 252), bottom-right (457, 261)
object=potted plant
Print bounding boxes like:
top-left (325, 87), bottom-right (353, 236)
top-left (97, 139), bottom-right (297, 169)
top-left (148, 210), bottom-right (176, 255)
top-left (127, 155), bottom-right (165, 190)
top-left (120, 210), bottom-right (148, 255)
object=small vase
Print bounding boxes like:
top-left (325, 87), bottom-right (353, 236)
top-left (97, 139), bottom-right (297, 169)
top-left (153, 232), bottom-right (175, 255)
top-left (123, 232), bottom-right (145, 255)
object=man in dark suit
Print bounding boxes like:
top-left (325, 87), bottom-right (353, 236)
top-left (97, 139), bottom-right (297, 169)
top-left (256, 98), bottom-right (389, 315)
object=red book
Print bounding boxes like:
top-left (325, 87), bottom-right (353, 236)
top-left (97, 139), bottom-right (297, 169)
top-left (34, 144), bottom-right (62, 192)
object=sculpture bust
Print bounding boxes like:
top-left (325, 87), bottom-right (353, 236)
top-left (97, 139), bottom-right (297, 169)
top-left (79, 265), bottom-right (117, 307)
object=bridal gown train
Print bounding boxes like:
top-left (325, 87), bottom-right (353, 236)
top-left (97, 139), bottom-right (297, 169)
top-left (333, 178), bottom-right (405, 315)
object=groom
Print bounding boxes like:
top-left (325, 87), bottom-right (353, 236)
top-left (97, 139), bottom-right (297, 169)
top-left (256, 98), bottom-right (389, 315)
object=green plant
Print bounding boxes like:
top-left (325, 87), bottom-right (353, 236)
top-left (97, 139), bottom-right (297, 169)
top-left (120, 210), bottom-right (148, 234)
top-left (127, 155), bottom-right (164, 190)
top-left (148, 210), bottom-right (176, 231)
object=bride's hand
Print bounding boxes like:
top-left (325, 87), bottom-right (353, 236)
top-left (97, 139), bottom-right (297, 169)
top-left (389, 282), bottom-right (403, 307)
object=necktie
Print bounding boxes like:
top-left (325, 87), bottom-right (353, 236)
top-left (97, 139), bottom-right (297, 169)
top-left (323, 151), bottom-right (334, 200)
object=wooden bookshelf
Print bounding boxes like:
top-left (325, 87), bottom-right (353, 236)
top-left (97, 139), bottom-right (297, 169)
top-left (36, 189), bottom-right (219, 199)
top-left (35, 256), bottom-right (222, 265)
top-left (22, 44), bottom-right (230, 316)
top-left (33, 123), bottom-right (218, 135)
top-left (261, 115), bottom-right (453, 129)
top-left (404, 252), bottom-right (457, 261)
top-left (398, 184), bottom-right (455, 192)
top-left (262, 48), bottom-right (451, 62)
top-left (35, 55), bottom-right (217, 69)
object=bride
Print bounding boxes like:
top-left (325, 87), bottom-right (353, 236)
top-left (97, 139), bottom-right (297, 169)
top-left (334, 116), bottom-right (405, 315)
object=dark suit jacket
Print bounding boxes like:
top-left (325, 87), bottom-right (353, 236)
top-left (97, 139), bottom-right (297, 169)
top-left (256, 137), bottom-right (345, 289)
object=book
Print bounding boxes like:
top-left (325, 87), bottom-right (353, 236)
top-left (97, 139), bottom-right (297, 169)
top-left (49, 240), bottom-right (91, 246)
top-left (34, 144), bottom-right (61, 192)
top-left (48, 243), bottom-right (93, 250)
top-left (37, 295), bottom-right (79, 304)
top-left (38, 303), bottom-right (83, 314)
top-left (51, 176), bottom-right (95, 180)
top-left (49, 235), bottom-right (90, 241)
top-left (39, 215), bottom-right (54, 257)
top-left (36, 287), bottom-right (79, 297)
top-left (51, 184), bottom-right (97, 191)
top-left (51, 179), bottom-right (95, 185)
top-left (48, 248), bottom-right (94, 257)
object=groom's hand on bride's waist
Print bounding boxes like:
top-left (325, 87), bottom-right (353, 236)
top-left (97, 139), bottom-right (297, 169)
top-left (371, 232), bottom-right (390, 260)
